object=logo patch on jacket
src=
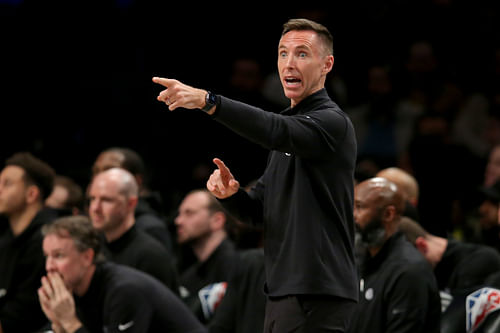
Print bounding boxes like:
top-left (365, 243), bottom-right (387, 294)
top-left (466, 287), bottom-right (500, 332)
top-left (198, 282), bottom-right (227, 320)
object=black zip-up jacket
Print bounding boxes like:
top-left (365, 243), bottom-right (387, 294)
top-left (0, 208), bottom-right (58, 332)
top-left (348, 232), bottom-right (441, 333)
top-left (214, 89), bottom-right (358, 301)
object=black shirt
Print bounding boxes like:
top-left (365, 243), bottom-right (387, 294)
top-left (101, 225), bottom-right (180, 294)
top-left (0, 208), bottom-right (58, 333)
top-left (135, 196), bottom-right (173, 251)
top-left (348, 232), bottom-right (441, 333)
top-left (179, 238), bottom-right (239, 323)
top-left (208, 248), bottom-right (266, 333)
top-left (435, 239), bottom-right (500, 295)
top-left (214, 89), bottom-right (358, 301)
top-left (74, 262), bottom-right (206, 333)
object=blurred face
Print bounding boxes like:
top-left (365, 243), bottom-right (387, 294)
top-left (88, 174), bottom-right (129, 234)
top-left (45, 185), bottom-right (69, 209)
top-left (43, 233), bottom-right (92, 292)
top-left (92, 151), bottom-right (124, 177)
top-left (479, 200), bottom-right (500, 229)
top-left (354, 182), bottom-right (386, 247)
top-left (485, 146), bottom-right (500, 187)
top-left (0, 166), bottom-right (28, 216)
top-left (175, 192), bottom-right (213, 244)
top-left (278, 30), bottom-right (333, 107)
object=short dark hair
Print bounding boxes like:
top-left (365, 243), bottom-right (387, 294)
top-left (54, 175), bottom-right (84, 210)
top-left (104, 147), bottom-right (145, 177)
top-left (6, 152), bottom-right (55, 201)
top-left (41, 215), bottom-right (105, 263)
top-left (282, 18), bottom-right (334, 56)
top-left (398, 216), bottom-right (429, 244)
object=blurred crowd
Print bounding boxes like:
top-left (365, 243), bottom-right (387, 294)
top-left (1, 0), bottom-right (500, 332)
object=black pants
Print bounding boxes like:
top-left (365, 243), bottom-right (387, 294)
top-left (263, 294), bottom-right (356, 333)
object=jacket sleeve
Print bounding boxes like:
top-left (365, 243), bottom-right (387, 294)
top-left (214, 96), bottom-right (349, 159)
top-left (218, 183), bottom-right (264, 227)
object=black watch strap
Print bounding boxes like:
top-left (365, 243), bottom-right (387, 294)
top-left (201, 91), bottom-right (217, 113)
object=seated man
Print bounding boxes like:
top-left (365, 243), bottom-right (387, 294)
top-left (88, 168), bottom-right (179, 294)
top-left (348, 177), bottom-right (441, 333)
top-left (399, 216), bottom-right (500, 299)
top-left (38, 215), bottom-right (206, 333)
top-left (175, 189), bottom-right (239, 323)
top-left (0, 152), bottom-right (58, 333)
top-left (92, 147), bottom-right (173, 251)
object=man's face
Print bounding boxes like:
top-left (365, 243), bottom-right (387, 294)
top-left (485, 146), bottom-right (500, 187)
top-left (0, 165), bottom-right (28, 216)
top-left (354, 182), bottom-right (386, 247)
top-left (45, 185), bottom-right (69, 209)
top-left (175, 192), bottom-right (213, 244)
top-left (88, 174), bottom-right (129, 234)
top-left (43, 233), bottom-right (91, 292)
top-left (479, 200), bottom-right (500, 229)
top-left (277, 30), bottom-right (332, 107)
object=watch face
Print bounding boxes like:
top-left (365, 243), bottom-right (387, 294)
top-left (207, 92), bottom-right (217, 105)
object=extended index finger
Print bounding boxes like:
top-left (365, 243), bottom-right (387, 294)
top-left (213, 158), bottom-right (232, 186)
top-left (152, 76), bottom-right (174, 88)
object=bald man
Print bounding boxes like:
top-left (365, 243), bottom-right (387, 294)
top-left (92, 147), bottom-right (173, 251)
top-left (348, 177), bottom-right (440, 333)
top-left (376, 167), bottom-right (420, 221)
top-left (88, 168), bottom-right (179, 294)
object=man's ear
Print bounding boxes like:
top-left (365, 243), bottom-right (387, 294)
top-left (322, 55), bottom-right (334, 75)
top-left (26, 185), bottom-right (41, 205)
top-left (82, 248), bottom-right (95, 267)
top-left (414, 236), bottom-right (428, 254)
top-left (382, 205), bottom-right (397, 228)
top-left (128, 196), bottom-right (138, 212)
top-left (210, 211), bottom-right (226, 231)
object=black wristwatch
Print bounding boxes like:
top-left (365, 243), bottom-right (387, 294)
top-left (201, 91), bottom-right (217, 113)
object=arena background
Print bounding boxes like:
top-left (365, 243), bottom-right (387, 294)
top-left (0, 1), bottom-right (499, 231)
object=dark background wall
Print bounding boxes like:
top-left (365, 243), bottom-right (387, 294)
top-left (0, 1), bottom-right (499, 233)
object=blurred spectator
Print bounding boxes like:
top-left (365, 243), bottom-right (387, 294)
top-left (175, 189), bottom-right (239, 324)
top-left (92, 147), bottom-right (173, 251)
top-left (348, 65), bottom-right (423, 169)
top-left (225, 57), bottom-right (280, 112)
top-left (349, 177), bottom-right (441, 333)
top-left (465, 180), bottom-right (500, 252)
top-left (376, 166), bottom-right (420, 221)
top-left (88, 168), bottom-right (179, 294)
top-left (484, 144), bottom-right (500, 188)
top-left (0, 152), bottom-right (58, 333)
top-left (399, 216), bottom-right (500, 302)
top-left (38, 215), bottom-right (206, 333)
top-left (45, 175), bottom-right (84, 216)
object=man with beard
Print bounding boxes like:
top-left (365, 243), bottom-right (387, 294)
top-left (348, 177), bottom-right (441, 333)
top-left (174, 189), bottom-right (239, 323)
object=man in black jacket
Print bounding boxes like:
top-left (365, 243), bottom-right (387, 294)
top-left (38, 215), bottom-right (206, 333)
top-left (154, 18), bottom-right (358, 332)
top-left (92, 147), bottom-right (173, 251)
top-left (0, 152), bottom-right (58, 333)
top-left (348, 177), bottom-right (441, 333)
top-left (88, 167), bottom-right (179, 294)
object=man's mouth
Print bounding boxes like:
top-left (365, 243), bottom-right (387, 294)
top-left (284, 76), bottom-right (302, 87)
